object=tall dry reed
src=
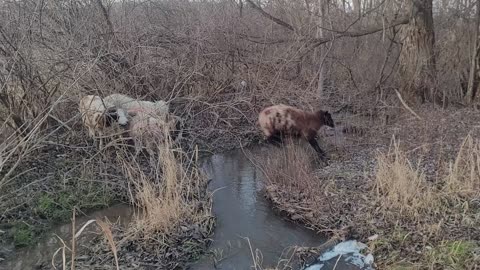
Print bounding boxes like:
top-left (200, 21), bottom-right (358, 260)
top-left (121, 133), bottom-right (208, 238)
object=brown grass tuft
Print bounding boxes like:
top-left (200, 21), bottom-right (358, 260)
top-left (444, 134), bottom-right (480, 197)
top-left (258, 139), bottom-right (318, 190)
top-left (374, 137), bottom-right (435, 217)
top-left (121, 136), bottom-right (208, 238)
top-left (96, 219), bottom-right (119, 270)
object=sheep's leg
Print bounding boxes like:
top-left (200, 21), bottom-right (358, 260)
top-left (307, 138), bottom-right (328, 163)
top-left (148, 148), bottom-right (156, 168)
top-left (171, 129), bottom-right (183, 146)
top-left (274, 132), bottom-right (284, 144)
top-left (87, 126), bottom-right (96, 139)
top-left (265, 132), bottom-right (283, 147)
top-left (265, 136), bottom-right (280, 147)
top-left (92, 129), bottom-right (102, 149)
top-left (99, 128), bottom-right (109, 150)
top-left (133, 139), bottom-right (142, 160)
top-left (99, 132), bottom-right (104, 150)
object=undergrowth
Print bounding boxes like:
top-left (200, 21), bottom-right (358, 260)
top-left (49, 137), bottom-right (214, 269)
top-left (261, 134), bottom-right (480, 269)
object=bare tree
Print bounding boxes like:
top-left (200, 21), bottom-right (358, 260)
top-left (353, 0), bottom-right (361, 16)
top-left (399, 0), bottom-right (437, 104)
top-left (465, 0), bottom-right (480, 104)
top-left (315, 0), bottom-right (329, 98)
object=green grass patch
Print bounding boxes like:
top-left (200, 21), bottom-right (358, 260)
top-left (35, 187), bottom-right (114, 222)
top-left (426, 240), bottom-right (477, 269)
top-left (11, 222), bottom-right (34, 247)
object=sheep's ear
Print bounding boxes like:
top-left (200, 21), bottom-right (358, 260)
top-left (127, 111), bottom-right (137, 118)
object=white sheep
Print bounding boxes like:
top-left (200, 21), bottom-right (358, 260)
top-left (104, 93), bottom-right (170, 122)
top-left (103, 93), bottom-right (179, 161)
top-left (128, 111), bottom-right (178, 164)
top-left (78, 95), bottom-right (120, 148)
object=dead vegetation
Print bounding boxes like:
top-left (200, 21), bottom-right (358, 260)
top-left (47, 139), bottom-right (214, 269)
top-left (262, 108), bottom-right (480, 269)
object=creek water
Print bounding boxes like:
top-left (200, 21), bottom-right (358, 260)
top-left (1, 146), bottom-right (370, 270)
top-left (189, 147), bottom-right (325, 269)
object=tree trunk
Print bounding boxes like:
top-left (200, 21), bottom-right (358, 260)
top-left (465, 0), bottom-right (480, 104)
top-left (316, 0), bottom-right (328, 98)
top-left (353, 0), bottom-right (361, 16)
top-left (399, 0), bottom-right (437, 104)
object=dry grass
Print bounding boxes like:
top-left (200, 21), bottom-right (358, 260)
top-left (122, 136), bottom-right (207, 238)
top-left (374, 137), bottom-right (436, 218)
top-left (3, 0), bottom-right (477, 268)
top-left (262, 131), bottom-right (480, 269)
top-left (257, 138), bottom-right (318, 190)
top-left (444, 134), bottom-right (480, 197)
top-left (45, 133), bottom-right (213, 269)
top-left (372, 134), bottom-right (480, 268)
top-left (375, 134), bottom-right (480, 220)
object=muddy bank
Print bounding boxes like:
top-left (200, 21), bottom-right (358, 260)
top-left (1, 204), bottom-right (134, 270)
top-left (0, 128), bottom-right (214, 269)
top-left (0, 133), bottom-right (131, 258)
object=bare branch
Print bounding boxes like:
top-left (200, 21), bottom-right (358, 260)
top-left (244, 0), bottom-right (295, 32)
top-left (240, 17), bottom-right (409, 48)
top-left (309, 17), bottom-right (409, 47)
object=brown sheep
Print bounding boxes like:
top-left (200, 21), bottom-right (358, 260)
top-left (257, 104), bottom-right (334, 160)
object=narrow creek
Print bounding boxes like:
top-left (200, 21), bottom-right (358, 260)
top-left (1, 146), bottom-right (371, 270)
top-left (189, 147), bottom-right (325, 269)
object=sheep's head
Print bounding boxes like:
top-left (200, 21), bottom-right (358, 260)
top-left (116, 108), bottom-right (129, 126)
top-left (318, 110), bottom-right (335, 128)
top-left (104, 107), bottom-right (119, 127)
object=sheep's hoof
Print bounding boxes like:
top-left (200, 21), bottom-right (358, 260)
top-left (319, 156), bottom-right (329, 166)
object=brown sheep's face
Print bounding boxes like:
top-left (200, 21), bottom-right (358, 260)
top-left (321, 110), bottom-right (335, 128)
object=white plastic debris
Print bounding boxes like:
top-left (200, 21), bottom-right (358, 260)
top-left (319, 240), bottom-right (368, 261)
top-left (303, 240), bottom-right (375, 270)
top-left (304, 264), bottom-right (324, 270)
top-left (364, 254), bottom-right (374, 265)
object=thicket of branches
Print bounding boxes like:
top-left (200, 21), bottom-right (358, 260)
top-left (0, 0), bottom-right (477, 147)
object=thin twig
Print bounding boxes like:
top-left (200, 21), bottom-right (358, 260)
top-left (394, 89), bottom-right (422, 120)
